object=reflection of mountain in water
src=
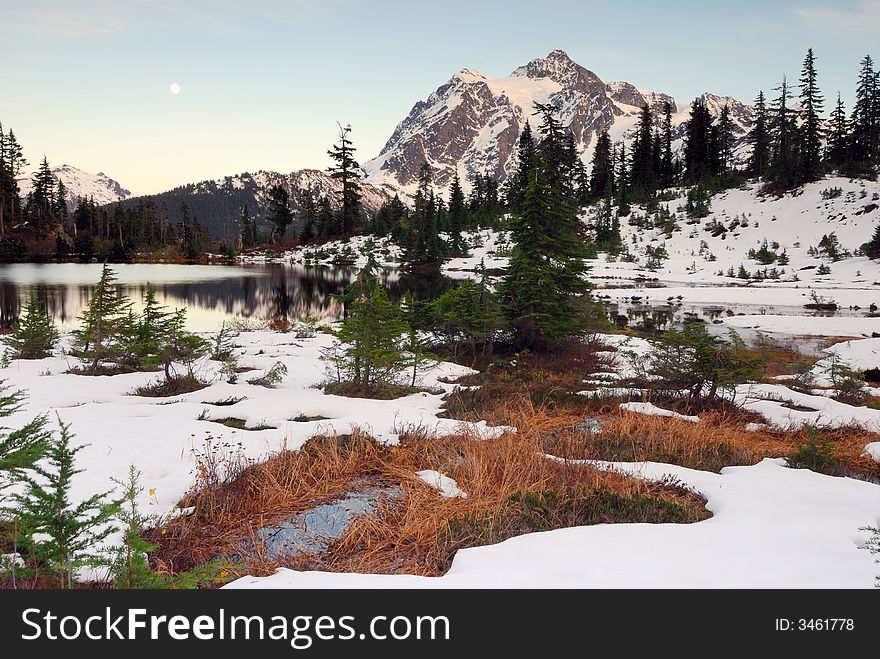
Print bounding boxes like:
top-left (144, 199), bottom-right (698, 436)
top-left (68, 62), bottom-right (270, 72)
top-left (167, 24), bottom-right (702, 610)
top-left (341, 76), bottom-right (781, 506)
top-left (0, 264), bottom-right (454, 332)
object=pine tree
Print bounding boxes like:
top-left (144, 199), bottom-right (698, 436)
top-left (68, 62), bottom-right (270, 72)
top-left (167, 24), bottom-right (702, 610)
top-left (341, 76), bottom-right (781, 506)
top-left (131, 283), bottom-right (171, 370)
top-left (4, 295), bottom-right (59, 360)
top-left (239, 205), bottom-right (255, 248)
top-left (660, 102), bottom-right (675, 188)
top-left (297, 189), bottom-right (318, 243)
top-left (769, 76), bottom-right (798, 185)
top-left (716, 105), bottom-right (734, 175)
top-left (630, 104), bottom-right (656, 196)
top-left (684, 97), bottom-right (714, 183)
top-left (109, 466), bottom-right (223, 589)
top-left (0, 384), bottom-right (50, 498)
top-left (507, 121), bottom-right (537, 213)
top-left (322, 255), bottom-right (408, 390)
top-left (317, 195), bottom-right (334, 240)
top-left (447, 171), bottom-right (467, 254)
top-left (798, 48), bottom-right (825, 181)
top-left (851, 54), bottom-right (879, 169)
top-left (0, 126), bottom-right (27, 235)
top-left (589, 129), bottom-right (614, 199)
top-left (406, 163), bottom-right (445, 265)
top-left (616, 142), bottom-right (631, 216)
top-left (748, 91), bottom-right (772, 178)
top-left (53, 179), bottom-right (69, 226)
top-left (828, 93), bottom-right (850, 169)
top-left (27, 157), bottom-right (56, 231)
top-left (10, 418), bottom-right (120, 588)
top-left (72, 263), bottom-right (135, 372)
top-left (327, 123), bottom-right (363, 237)
top-left (266, 183), bottom-right (292, 242)
top-left (500, 104), bottom-right (592, 350)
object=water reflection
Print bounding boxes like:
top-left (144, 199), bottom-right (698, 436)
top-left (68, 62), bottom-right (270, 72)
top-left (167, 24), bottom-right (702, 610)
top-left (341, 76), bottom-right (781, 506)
top-left (0, 263), bottom-right (453, 332)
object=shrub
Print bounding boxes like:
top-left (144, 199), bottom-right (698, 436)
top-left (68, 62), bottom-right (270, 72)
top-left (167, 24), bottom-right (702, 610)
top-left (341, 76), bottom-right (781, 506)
top-left (4, 295), bottom-right (59, 360)
top-left (786, 427), bottom-right (845, 476)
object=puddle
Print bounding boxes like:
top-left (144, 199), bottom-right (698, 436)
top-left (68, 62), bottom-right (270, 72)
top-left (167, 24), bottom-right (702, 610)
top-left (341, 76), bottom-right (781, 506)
top-left (251, 478), bottom-right (401, 560)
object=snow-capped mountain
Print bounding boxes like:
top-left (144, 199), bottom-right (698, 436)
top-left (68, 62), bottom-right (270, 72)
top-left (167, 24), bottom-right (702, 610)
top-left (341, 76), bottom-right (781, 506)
top-left (17, 164), bottom-right (132, 209)
top-left (364, 50), bottom-right (755, 194)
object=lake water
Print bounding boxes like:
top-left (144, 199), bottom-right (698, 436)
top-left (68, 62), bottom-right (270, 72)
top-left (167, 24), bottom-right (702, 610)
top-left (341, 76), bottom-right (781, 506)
top-left (0, 262), bottom-right (452, 332)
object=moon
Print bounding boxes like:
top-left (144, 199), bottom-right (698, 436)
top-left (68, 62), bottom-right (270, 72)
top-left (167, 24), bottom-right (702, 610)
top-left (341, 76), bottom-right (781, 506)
top-left (169, 83), bottom-right (181, 95)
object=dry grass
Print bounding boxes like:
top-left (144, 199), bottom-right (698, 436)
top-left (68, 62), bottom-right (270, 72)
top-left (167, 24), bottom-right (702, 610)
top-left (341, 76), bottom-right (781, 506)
top-left (147, 399), bottom-right (710, 579)
top-left (574, 408), bottom-right (880, 480)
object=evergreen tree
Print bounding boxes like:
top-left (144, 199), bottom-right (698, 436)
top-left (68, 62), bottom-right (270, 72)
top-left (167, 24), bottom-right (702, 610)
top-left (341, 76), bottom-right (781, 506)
top-left (317, 195), bottom-right (334, 240)
top-left (851, 54), bottom-right (879, 169)
top-left (0, 384), bottom-right (50, 499)
top-left (239, 205), bottom-right (255, 248)
top-left (616, 142), bottom-right (631, 216)
top-left (297, 189), bottom-right (318, 243)
top-left (266, 183), bottom-right (292, 242)
top-left (798, 48), bottom-right (825, 181)
top-left (431, 264), bottom-right (503, 362)
top-left (684, 97), bottom-right (714, 183)
top-left (53, 179), bottom-right (69, 227)
top-left (660, 102), bottom-right (675, 188)
top-left (327, 123), bottom-right (363, 237)
top-left (716, 105), bottom-right (734, 175)
top-left (828, 93), bottom-right (850, 169)
top-left (109, 466), bottom-right (223, 589)
top-left (5, 295), bottom-right (59, 360)
top-left (499, 104), bottom-right (592, 350)
top-left (589, 129), bottom-right (614, 199)
top-left (0, 126), bottom-right (27, 235)
top-left (508, 121), bottom-right (536, 212)
top-left (10, 418), bottom-right (120, 588)
top-left (861, 222), bottom-right (880, 259)
top-left (629, 104), bottom-right (656, 196)
top-left (71, 263), bottom-right (134, 372)
top-left (130, 283), bottom-right (171, 370)
top-left (27, 157), bottom-right (56, 231)
top-left (748, 91), bottom-right (772, 178)
top-left (769, 76), bottom-right (798, 185)
top-left (405, 163), bottom-right (445, 265)
top-left (447, 171), bottom-right (467, 254)
top-left (322, 255), bottom-right (408, 390)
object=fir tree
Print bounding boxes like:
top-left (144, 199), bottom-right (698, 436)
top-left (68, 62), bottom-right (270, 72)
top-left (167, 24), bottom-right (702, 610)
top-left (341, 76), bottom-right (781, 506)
top-left (10, 418), bottom-right (121, 588)
top-left (317, 195), bottom-right (334, 240)
top-left (0, 126), bottom-right (27, 235)
top-left (109, 466), bottom-right (224, 589)
top-left (508, 121), bottom-right (537, 212)
top-left (297, 189), bottom-right (318, 243)
top-left (500, 104), bottom-right (592, 350)
top-left (798, 48), bottom-right (825, 181)
top-left (589, 129), bottom-right (614, 199)
top-left (629, 104), bottom-right (656, 196)
top-left (748, 91), bottom-right (772, 178)
top-left (266, 183), bottom-right (292, 242)
top-left (851, 54), bottom-right (879, 169)
top-left (660, 102), bottom-right (675, 188)
top-left (130, 283), bottom-right (171, 370)
top-left (327, 123), bottom-right (363, 237)
top-left (239, 205), bottom-right (255, 248)
top-left (0, 384), bottom-right (50, 498)
top-left (769, 76), bottom-right (798, 185)
top-left (828, 93), bottom-right (850, 169)
top-left (447, 171), bottom-right (467, 254)
top-left (716, 105), bottom-right (734, 175)
top-left (684, 97), bottom-right (714, 183)
top-left (322, 255), bottom-right (408, 390)
top-left (72, 263), bottom-right (135, 372)
top-left (5, 295), bottom-right (59, 360)
top-left (405, 163), bottom-right (445, 265)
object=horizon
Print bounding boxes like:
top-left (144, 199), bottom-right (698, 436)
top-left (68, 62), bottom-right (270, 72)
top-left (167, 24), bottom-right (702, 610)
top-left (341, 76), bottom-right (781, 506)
top-left (3, 0), bottom-right (878, 195)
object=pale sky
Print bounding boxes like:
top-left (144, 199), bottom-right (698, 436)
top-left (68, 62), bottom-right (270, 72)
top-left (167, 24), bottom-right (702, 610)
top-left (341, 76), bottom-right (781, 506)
top-left (2, 0), bottom-right (877, 195)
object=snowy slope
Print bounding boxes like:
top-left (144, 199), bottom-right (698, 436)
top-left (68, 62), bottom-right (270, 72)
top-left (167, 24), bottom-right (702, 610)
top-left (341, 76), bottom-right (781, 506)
top-left (365, 50), bottom-right (754, 196)
top-left (17, 164), bottom-right (132, 209)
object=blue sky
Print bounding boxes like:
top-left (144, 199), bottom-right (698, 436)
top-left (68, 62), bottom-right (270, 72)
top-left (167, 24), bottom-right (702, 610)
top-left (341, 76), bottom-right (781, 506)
top-left (2, 0), bottom-right (878, 194)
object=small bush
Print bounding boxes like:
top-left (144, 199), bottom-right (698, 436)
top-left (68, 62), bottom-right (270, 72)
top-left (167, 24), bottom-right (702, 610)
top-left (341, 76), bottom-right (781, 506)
top-left (786, 428), bottom-right (846, 476)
